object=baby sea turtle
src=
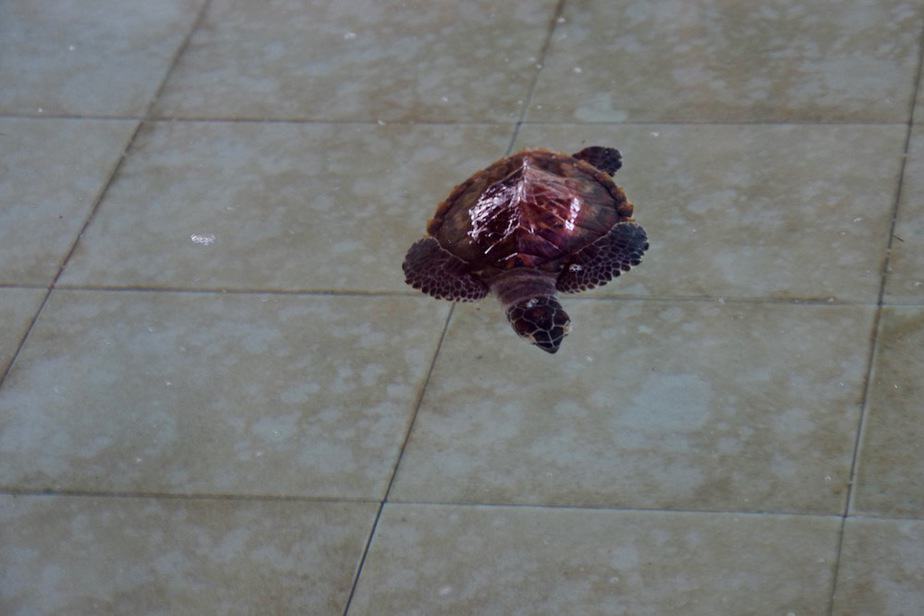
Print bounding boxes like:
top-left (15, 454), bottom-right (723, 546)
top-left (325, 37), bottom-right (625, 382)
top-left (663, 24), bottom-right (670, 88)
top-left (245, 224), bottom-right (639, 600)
top-left (403, 146), bottom-right (648, 353)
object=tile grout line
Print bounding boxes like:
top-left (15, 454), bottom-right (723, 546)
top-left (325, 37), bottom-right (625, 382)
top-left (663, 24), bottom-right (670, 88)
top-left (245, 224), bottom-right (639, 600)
top-left (0, 283), bottom-right (45, 291)
top-left (8, 485), bottom-right (924, 523)
top-left (343, 8), bottom-right (566, 607)
top-left (0, 487), bottom-right (377, 505)
top-left (36, 282), bottom-right (892, 307)
top-left (340, 304), bottom-right (456, 615)
top-left (2, 0), bottom-right (217, 469)
top-left (506, 0), bottom-right (567, 153)
top-left (0, 111), bottom-right (911, 129)
top-left (53, 284), bottom-right (423, 298)
top-left (0, 1), bottom-right (213, 396)
top-left (826, 19), bottom-right (924, 615)
top-left (385, 498), bottom-right (844, 521)
top-left (0, 123), bottom-right (132, 391)
top-left (380, 303), bottom-right (456, 505)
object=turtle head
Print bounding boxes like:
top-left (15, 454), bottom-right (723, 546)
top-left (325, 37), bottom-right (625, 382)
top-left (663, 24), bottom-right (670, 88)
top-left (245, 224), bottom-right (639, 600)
top-left (505, 295), bottom-right (571, 354)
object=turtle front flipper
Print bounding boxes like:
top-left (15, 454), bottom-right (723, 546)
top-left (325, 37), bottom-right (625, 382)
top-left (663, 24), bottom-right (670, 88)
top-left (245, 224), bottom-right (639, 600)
top-left (556, 223), bottom-right (648, 293)
top-left (403, 237), bottom-right (488, 302)
top-left (573, 146), bottom-right (622, 175)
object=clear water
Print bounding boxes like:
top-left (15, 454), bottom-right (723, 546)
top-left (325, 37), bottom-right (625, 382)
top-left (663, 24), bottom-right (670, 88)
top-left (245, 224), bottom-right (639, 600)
top-left (1, 1), bottom-right (922, 614)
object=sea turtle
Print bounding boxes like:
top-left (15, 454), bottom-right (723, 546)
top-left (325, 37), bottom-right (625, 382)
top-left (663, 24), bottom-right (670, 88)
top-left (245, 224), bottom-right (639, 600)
top-left (402, 146), bottom-right (648, 353)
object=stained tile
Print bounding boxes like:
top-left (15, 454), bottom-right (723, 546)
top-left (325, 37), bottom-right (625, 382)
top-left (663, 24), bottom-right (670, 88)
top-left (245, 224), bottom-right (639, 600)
top-left (0, 289), bottom-right (45, 376)
top-left (530, 0), bottom-right (922, 123)
top-left (885, 127), bottom-right (924, 303)
top-left (350, 504), bottom-right (838, 616)
top-left (60, 121), bottom-right (512, 292)
top-left (832, 517), bottom-right (924, 615)
top-left (854, 307), bottom-right (924, 517)
top-left (0, 118), bottom-right (137, 286)
top-left (0, 291), bottom-right (449, 498)
top-left (392, 301), bottom-right (874, 514)
top-left (154, 0), bottom-right (556, 122)
top-left (0, 0), bottom-right (205, 116)
top-left (0, 495), bottom-right (376, 615)
top-left (514, 124), bottom-right (904, 302)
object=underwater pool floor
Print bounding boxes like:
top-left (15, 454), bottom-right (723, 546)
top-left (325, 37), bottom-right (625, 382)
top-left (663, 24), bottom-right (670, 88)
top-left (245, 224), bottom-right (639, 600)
top-left (2, 1), bottom-right (924, 614)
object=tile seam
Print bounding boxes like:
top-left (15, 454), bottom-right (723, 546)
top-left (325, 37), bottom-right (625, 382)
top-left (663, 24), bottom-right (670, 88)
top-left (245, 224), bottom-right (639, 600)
top-left (0, 2), bottom-right (214, 391)
top-left (0, 113), bottom-right (910, 128)
top-left (343, 5), bottom-right (567, 607)
top-left (507, 0), bottom-right (568, 153)
top-left (826, 17), bottom-right (924, 615)
top-left (340, 303), bottom-right (456, 615)
top-left (384, 499), bottom-right (844, 521)
top-left (40, 284), bottom-right (889, 307)
top-left (0, 488), bottom-right (377, 505)
top-left (9, 488), bottom-right (924, 524)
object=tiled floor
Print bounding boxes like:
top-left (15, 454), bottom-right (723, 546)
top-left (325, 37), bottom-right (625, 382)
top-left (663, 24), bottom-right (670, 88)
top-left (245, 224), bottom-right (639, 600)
top-left (2, 1), bottom-right (924, 614)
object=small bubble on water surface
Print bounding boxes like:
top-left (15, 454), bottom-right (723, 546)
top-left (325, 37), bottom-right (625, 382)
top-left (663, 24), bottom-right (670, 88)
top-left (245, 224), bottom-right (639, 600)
top-left (573, 66), bottom-right (582, 73)
top-left (343, 32), bottom-right (357, 40)
top-left (438, 586), bottom-right (453, 597)
top-left (557, 16), bottom-right (566, 23)
top-left (191, 233), bottom-right (216, 246)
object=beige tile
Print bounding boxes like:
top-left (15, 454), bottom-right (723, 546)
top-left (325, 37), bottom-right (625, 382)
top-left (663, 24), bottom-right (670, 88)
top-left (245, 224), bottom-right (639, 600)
top-left (0, 118), bottom-right (137, 286)
top-left (0, 289), bottom-right (45, 376)
top-left (154, 0), bottom-right (556, 122)
top-left (392, 300), bottom-right (874, 514)
top-left (514, 124), bottom-right (904, 302)
top-left (350, 504), bottom-right (839, 616)
top-left (530, 0), bottom-right (922, 122)
top-left (0, 495), bottom-right (376, 615)
top-left (832, 517), bottom-right (924, 616)
top-left (0, 0), bottom-right (205, 116)
top-left (0, 291), bottom-right (449, 499)
top-left (60, 121), bottom-right (512, 291)
top-left (854, 307), bottom-right (924, 517)
top-left (885, 127), bottom-right (924, 303)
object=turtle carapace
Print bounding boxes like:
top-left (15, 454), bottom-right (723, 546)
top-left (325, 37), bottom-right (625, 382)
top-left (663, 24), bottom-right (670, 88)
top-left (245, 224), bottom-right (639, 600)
top-left (403, 146), bottom-right (648, 353)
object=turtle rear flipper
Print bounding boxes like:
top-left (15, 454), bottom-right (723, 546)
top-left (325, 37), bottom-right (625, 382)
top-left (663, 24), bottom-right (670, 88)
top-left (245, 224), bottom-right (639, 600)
top-left (573, 146), bottom-right (622, 176)
top-left (556, 223), bottom-right (648, 293)
top-left (403, 237), bottom-right (488, 302)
